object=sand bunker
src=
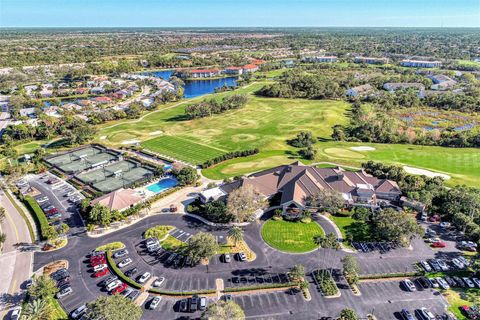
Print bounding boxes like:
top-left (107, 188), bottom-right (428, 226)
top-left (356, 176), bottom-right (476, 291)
top-left (149, 131), bottom-right (163, 136)
top-left (99, 136), bottom-right (107, 140)
top-left (350, 146), bottom-right (376, 151)
top-left (403, 166), bottom-right (451, 180)
top-left (121, 140), bottom-right (140, 145)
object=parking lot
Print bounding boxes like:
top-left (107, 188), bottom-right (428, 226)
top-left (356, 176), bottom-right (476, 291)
top-left (25, 172), bottom-right (85, 235)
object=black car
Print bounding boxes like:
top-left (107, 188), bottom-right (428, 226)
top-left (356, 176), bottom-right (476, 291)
top-left (444, 276), bottom-right (456, 287)
top-left (125, 268), bottom-right (138, 277)
top-left (417, 277), bottom-right (431, 289)
top-left (189, 295), bottom-right (199, 312)
top-left (127, 290), bottom-right (140, 300)
top-left (223, 294), bottom-right (233, 302)
top-left (179, 299), bottom-right (188, 312)
top-left (453, 276), bottom-right (465, 287)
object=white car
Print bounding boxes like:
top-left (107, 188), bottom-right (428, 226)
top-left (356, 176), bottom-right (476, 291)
top-left (113, 249), bottom-right (128, 259)
top-left (402, 279), bottom-right (416, 292)
top-left (472, 278), bottom-right (480, 288)
top-left (463, 277), bottom-right (475, 288)
top-left (106, 280), bottom-right (122, 291)
top-left (10, 307), bottom-right (22, 320)
top-left (56, 286), bottom-right (73, 299)
top-left (451, 258), bottom-right (464, 269)
top-left (440, 222), bottom-right (451, 228)
top-left (117, 258), bottom-right (132, 268)
top-left (420, 260), bottom-right (432, 272)
top-left (153, 277), bottom-right (165, 287)
top-left (93, 264), bottom-right (107, 272)
top-left (435, 277), bottom-right (450, 290)
top-left (437, 259), bottom-right (449, 272)
top-left (71, 305), bottom-right (87, 319)
top-left (145, 238), bottom-right (158, 246)
top-left (238, 252), bottom-right (247, 262)
top-left (138, 272), bottom-right (151, 284)
top-left (418, 308), bottom-right (435, 320)
top-left (149, 297), bottom-right (161, 310)
top-left (458, 256), bottom-right (470, 267)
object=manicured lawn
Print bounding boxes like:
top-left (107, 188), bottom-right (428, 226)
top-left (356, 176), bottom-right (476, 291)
top-left (443, 288), bottom-right (473, 320)
top-left (160, 235), bottom-right (186, 251)
top-left (261, 219), bottom-right (325, 253)
top-left (142, 135), bottom-right (226, 165)
top-left (329, 214), bottom-right (374, 243)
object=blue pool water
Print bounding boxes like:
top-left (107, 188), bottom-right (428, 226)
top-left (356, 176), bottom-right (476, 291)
top-left (148, 70), bottom-right (237, 98)
top-left (147, 178), bottom-right (178, 194)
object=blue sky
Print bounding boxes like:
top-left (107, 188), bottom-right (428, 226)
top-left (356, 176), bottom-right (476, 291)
top-left (1, 0), bottom-right (479, 28)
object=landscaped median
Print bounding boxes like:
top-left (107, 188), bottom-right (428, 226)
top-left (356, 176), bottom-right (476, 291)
top-left (105, 249), bottom-right (143, 290)
top-left (22, 195), bottom-right (49, 240)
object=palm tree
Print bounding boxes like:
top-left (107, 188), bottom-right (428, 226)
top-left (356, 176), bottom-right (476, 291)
top-left (228, 226), bottom-right (244, 246)
top-left (0, 233), bottom-right (6, 247)
top-left (23, 298), bottom-right (52, 320)
top-left (0, 207), bottom-right (5, 223)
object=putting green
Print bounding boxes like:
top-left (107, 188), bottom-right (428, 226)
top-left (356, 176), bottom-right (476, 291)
top-left (323, 148), bottom-right (365, 159)
top-left (261, 219), bottom-right (325, 253)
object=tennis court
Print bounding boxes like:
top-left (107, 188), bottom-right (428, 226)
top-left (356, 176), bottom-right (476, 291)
top-left (46, 145), bottom-right (120, 173)
top-left (76, 159), bottom-right (156, 193)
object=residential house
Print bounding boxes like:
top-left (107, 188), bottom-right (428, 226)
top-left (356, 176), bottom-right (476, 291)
top-left (383, 82), bottom-right (426, 97)
top-left (90, 87), bottom-right (105, 94)
top-left (302, 56), bottom-right (338, 63)
top-left (0, 95), bottom-right (10, 113)
top-left (429, 74), bottom-right (457, 91)
top-left (346, 84), bottom-right (374, 97)
top-left (90, 188), bottom-right (143, 212)
top-left (187, 69), bottom-right (222, 78)
top-left (242, 64), bottom-right (259, 73)
top-left (93, 96), bottom-right (112, 104)
top-left (224, 67), bottom-right (244, 75)
top-left (219, 162), bottom-right (401, 217)
top-left (19, 107), bottom-right (37, 118)
top-left (400, 59), bottom-right (442, 68)
top-left (75, 87), bottom-right (89, 95)
top-left (354, 56), bottom-right (389, 64)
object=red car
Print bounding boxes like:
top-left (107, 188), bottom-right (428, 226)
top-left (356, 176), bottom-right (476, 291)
top-left (112, 283), bottom-right (127, 295)
top-left (429, 215), bottom-right (440, 222)
top-left (46, 208), bottom-right (58, 215)
top-left (94, 268), bottom-right (109, 278)
top-left (90, 254), bottom-right (105, 263)
top-left (432, 241), bottom-right (447, 248)
top-left (90, 258), bottom-right (106, 267)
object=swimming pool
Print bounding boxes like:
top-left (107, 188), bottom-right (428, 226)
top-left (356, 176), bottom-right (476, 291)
top-left (147, 178), bottom-right (178, 194)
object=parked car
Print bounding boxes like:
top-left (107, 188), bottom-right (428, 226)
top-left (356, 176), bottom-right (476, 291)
top-left (452, 258), bottom-right (465, 269)
top-left (127, 290), bottom-right (140, 301)
top-left (402, 279), bottom-right (416, 292)
top-left (121, 287), bottom-right (133, 297)
top-left (153, 277), bottom-right (165, 287)
top-left (401, 309), bottom-right (415, 320)
top-left (71, 305), bottom-right (87, 319)
top-left (453, 276), bottom-right (465, 288)
top-left (458, 256), bottom-right (471, 267)
top-left (106, 280), bottom-right (122, 291)
top-left (93, 264), bottom-right (107, 272)
top-left (416, 277), bottom-right (431, 289)
top-left (138, 272), bottom-right (151, 284)
top-left (432, 241), bottom-right (447, 248)
top-left (463, 277), bottom-right (475, 288)
top-left (429, 259), bottom-right (442, 272)
top-left (460, 305), bottom-right (477, 319)
top-left (444, 276), bottom-right (456, 287)
top-left (90, 254), bottom-right (106, 263)
top-left (238, 252), bottom-right (247, 262)
top-left (224, 253), bottom-right (231, 263)
top-left (436, 277), bottom-right (450, 290)
top-left (437, 259), bottom-right (450, 271)
top-left (223, 294), bottom-right (233, 302)
top-left (420, 260), bottom-right (432, 272)
top-left (91, 258), bottom-right (106, 267)
top-left (125, 268), bottom-right (138, 277)
top-left (117, 258), bottom-right (132, 268)
top-left (94, 268), bottom-right (109, 278)
top-left (149, 297), bottom-right (161, 310)
top-left (429, 278), bottom-right (439, 288)
top-left (101, 276), bottom-right (118, 287)
top-left (417, 308), bottom-right (436, 320)
top-left (179, 299), bottom-right (188, 312)
top-left (113, 249), bottom-right (128, 259)
top-left (189, 295), bottom-right (199, 312)
top-left (145, 238), bottom-right (158, 246)
top-left (90, 250), bottom-right (105, 258)
top-left (440, 222), bottom-right (451, 228)
top-left (199, 296), bottom-right (207, 311)
top-left (56, 286), bottom-right (73, 299)
top-left (472, 278), bottom-right (480, 288)
top-left (112, 283), bottom-right (127, 295)
top-left (429, 215), bottom-right (440, 222)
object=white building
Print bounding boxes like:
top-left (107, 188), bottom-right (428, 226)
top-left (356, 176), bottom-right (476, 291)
top-left (400, 59), bottom-right (442, 68)
top-left (302, 56), bottom-right (337, 63)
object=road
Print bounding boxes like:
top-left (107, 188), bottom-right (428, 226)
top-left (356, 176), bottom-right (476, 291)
top-left (0, 188), bottom-right (33, 319)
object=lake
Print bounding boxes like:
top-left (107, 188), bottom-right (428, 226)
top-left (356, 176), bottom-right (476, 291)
top-left (148, 70), bottom-right (237, 98)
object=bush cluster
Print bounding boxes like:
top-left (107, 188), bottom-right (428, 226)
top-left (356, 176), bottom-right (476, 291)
top-left (313, 270), bottom-right (338, 296)
top-left (201, 148), bottom-right (259, 168)
top-left (185, 94), bottom-right (248, 119)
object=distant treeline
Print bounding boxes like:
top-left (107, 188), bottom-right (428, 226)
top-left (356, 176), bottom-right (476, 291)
top-left (201, 148), bottom-right (259, 168)
top-left (185, 94), bottom-right (248, 119)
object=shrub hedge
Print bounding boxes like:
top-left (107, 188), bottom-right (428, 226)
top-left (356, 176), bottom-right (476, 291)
top-left (105, 250), bottom-right (143, 289)
top-left (201, 148), bottom-right (259, 169)
top-left (224, 282), bottom-right (295, 292)
top-left (23, 195), bottom-right (49, 240)
top-left (148, 288), bottom-right (216, 296)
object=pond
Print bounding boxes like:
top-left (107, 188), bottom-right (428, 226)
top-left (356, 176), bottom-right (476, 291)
top-left (148, 70), bottom-right (237, 98)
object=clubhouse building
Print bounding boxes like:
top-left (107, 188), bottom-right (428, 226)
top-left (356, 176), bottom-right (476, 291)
top-left (213, 162), bottom-right (401, 217)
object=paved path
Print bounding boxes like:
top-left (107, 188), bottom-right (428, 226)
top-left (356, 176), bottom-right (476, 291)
top-left (0, 188), bottom-right (33, 319)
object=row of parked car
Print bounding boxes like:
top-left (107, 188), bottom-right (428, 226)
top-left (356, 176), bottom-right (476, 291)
top-left (50, 268), bottom-right (74, 299)
top-left (399, 308), bottom-right (454, 320)
top-left (460, 305), bottom-right (480, 320)
top-left (419, 257), bottom-right (471, 273)
top-left (403, 274), bottom-right (480, 293)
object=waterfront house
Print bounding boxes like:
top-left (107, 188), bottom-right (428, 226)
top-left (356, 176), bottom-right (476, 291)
top-left (225, 67), bottom-right (244, 75)
top-left (242, 64), bottom-right (259, 73)
top-left (400, 59), bottom-right (442, 68)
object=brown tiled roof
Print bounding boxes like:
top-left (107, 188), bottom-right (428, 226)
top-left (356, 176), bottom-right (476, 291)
top-left (91, 188), bottom-right (142, 212)
top-left (221, 162), bottom-right (401, 206)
